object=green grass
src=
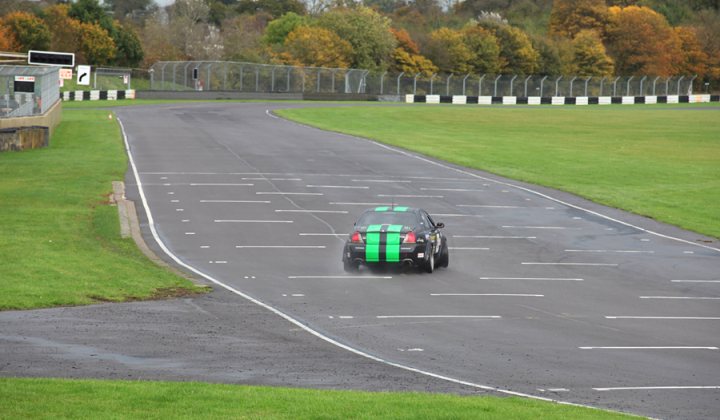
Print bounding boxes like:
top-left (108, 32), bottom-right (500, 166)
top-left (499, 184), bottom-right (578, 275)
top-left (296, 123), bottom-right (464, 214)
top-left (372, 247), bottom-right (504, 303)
top-left (276, 104), bottom-right (720, 239)
top-left (0, 378), bottom-right (638, 419)
top-left (0, 107), bottom-right (207, 310)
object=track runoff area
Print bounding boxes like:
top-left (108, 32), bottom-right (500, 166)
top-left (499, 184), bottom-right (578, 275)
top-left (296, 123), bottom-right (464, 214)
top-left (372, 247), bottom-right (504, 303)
top-left (118, 102), bottom-right (719, 420)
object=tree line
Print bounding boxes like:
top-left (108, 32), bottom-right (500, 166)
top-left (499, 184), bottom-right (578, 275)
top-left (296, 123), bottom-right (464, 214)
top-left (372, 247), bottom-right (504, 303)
top-left (1, 0), bottom-right (718, 83)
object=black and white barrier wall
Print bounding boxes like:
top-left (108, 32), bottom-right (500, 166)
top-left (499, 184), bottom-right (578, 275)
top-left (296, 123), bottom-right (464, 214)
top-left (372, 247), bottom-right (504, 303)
top-left (406, 94), bottom-right (719, 105)
top-left (62, 90), bottom-right (136, 101)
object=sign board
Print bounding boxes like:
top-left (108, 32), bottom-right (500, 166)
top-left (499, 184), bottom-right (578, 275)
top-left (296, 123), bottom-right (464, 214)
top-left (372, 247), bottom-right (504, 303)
top-left (14, 76), bottom-right (35, 93)
top-left (28, 50), bottom-right (74, 67)
top-left (123, 74), bottom-right (129, 84)
top-left (77, 65), bottom-right (91, 86)
top-left (59, 68), bottom-right (73, 80)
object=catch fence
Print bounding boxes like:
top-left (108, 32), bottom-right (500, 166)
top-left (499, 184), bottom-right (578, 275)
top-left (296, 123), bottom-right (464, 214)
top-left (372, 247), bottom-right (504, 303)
top-left (0, 66), bottom-right (60, 118)
top-left (149, 61), bottom-right (699, 97)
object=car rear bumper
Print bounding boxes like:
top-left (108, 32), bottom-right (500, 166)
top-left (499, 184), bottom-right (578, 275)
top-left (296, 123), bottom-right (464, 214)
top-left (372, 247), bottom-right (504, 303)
top-left (343, 243), bottom-right (430, 267)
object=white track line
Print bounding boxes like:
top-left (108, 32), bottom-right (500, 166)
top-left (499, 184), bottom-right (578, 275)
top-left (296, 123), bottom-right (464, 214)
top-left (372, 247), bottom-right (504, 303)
top-left (639, 296), bottom-right (720, 300)
top-left (235, 245), bottom-right (326, 249)
top-left (330, 202), bottom-right (390, 206)
top-left (480, 277), bottom-right (584, 281)
top-left (190, 183), bottom-right (254, 186)
top-left (431, 214), bottom-right (483, 218)
top-left (306, 185), bottom-right (369, 189)
top-left (454, 235), bottom-right (536, 239)
top-left (672, 280), bottom-right (720, 283)
top-left (566, 249), bottom-right (655, 254)
top-left (299, 233), bottom-right (348, 236)
top-left (376, 315), bottom-right (501, 319)
top-left (120, 115), bottom-right (628, 412)
top-left (377, 194), bottom-right (443, 198)
top-left (432, 294), bottom-right (544, 297)
top-left (352, 179), bottom-right (411, 183)
top-left (420, 188), bottom-right (485, 192)
top-left (449, 247), bottom-right (490, 250)
top-left (275, 209), bottom-right (348, 214)
top-left (201, 200), bottom-right (271, 203)
top-left (580, 347), bottom-right (718, 350)
top-left (522, 262), bottom-right (618, 267)
top-left (605, 316), bottom-right (720, 320)
top-left (594, 386), bottom-right (720, 392)
top-left (215, 220), bottom-right (293, 223)
top-left (257, 192), bottom-right (323, 196)
top-left (503, 226), bottom-right (579, 230)
top-left (289, 276), bottom-right (392, 279)
top-left (242, 177), bottom-right (301, 181)
top-left (456, 205), bottom-right (524, 209)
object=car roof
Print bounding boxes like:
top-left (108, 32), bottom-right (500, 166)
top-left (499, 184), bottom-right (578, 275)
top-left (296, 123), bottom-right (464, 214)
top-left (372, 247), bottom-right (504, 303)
top-left (365, 206), bottom-right (422, 214)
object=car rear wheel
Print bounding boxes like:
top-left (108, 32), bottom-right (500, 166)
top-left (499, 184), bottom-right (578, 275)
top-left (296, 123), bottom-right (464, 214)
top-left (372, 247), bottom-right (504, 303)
top-left (343, 260), bottom-right (358, 273)
top-left (438, 243), bottom-right (449, 268)
top-left (424, 251), bottom-right (434, 273)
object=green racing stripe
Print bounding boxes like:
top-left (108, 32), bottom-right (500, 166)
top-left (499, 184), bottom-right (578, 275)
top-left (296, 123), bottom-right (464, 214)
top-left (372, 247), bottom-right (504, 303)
top-left (365, 224), bottom-right (404, 263)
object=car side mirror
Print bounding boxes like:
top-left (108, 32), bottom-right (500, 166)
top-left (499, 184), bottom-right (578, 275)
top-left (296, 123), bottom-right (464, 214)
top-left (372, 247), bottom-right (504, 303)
top-left (435, 222), bottom-right (444, 229)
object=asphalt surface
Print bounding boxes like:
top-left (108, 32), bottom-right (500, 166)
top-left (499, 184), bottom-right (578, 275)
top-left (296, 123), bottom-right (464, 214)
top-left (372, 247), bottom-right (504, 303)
top-left (2, 102), bottom-right (719, 419)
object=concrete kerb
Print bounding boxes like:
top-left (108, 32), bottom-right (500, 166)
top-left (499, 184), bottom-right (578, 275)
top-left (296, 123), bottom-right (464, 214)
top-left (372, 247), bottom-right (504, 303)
top-left (111, 181), bottom-right (208, 286)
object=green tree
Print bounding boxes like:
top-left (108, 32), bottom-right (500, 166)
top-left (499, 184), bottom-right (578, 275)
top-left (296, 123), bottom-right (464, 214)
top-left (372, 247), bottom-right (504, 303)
top-left (69, 0), bottom-right (114, 34)
top-left (462, 25), bottom-right (502, 74)
top-left (549, 0), bottom-right (609, 39)
top-left (237, 0), bottom-right (306, 19)
top-left (570, 30), bottom-right (614, 76)
top-left (79, 21), bottom-right (116, 65)
top-left (104, 0), bottom-right (154, 22)
top-left (479, 20), bottom-right (539, 74)
top-left (0, 11), bottom-right (51, 51)
top-left (112, 21), bottom-right (144, 67)
top-left (317, 7), bottom-right (396, 71)
top-left (263, 12), bottom-right (308, 45)
top-left (425, 28), bottom-right (474, 74)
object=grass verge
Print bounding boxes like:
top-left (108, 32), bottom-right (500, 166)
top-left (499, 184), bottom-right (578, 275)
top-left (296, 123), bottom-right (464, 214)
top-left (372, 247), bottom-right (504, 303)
top-left (0, 108), bottom-right (208, 310)
top-left (276, 104), bottom-right (720, 239)
top-left (0, 378), bottom-right (638, 419)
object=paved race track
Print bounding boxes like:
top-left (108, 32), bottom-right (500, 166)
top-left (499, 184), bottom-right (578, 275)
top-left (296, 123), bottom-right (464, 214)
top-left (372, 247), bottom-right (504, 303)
top-left (3, 102), bottom-right (719, 419)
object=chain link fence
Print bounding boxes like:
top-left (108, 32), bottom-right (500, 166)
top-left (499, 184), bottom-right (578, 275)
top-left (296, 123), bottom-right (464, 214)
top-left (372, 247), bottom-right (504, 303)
top-left (149, 61), bottom-right (699, 98)
top-left (0, 66), bottom-right (60, 118)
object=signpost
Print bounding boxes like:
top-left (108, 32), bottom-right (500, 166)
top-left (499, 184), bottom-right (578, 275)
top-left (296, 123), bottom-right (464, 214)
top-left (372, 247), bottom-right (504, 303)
top-left (28, 50), bottom-right (75, 67)
top-left (76, 65), bottom-right (91, 86)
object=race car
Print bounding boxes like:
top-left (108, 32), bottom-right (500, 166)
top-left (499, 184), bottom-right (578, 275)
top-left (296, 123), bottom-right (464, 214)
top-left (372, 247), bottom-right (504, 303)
top-left (342, 206), bottom-right (449, 273)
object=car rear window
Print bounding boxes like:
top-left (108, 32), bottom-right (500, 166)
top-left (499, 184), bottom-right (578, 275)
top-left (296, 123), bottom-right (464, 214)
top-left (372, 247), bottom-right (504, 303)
top-left (356, 211), bottom-right (421, 228)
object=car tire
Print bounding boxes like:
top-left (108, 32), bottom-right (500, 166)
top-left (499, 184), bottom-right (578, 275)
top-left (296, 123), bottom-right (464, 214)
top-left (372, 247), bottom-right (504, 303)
top-left (343, 260), bottom-right (358, 273)
top-left (438, 242), bottom-right (449, 268)
top-left (424, 251), bottom-right (434, 273)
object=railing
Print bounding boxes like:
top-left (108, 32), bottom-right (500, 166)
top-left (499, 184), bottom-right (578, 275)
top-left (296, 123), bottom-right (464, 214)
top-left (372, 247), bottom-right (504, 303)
top-left (149, 61), bottom-right (698, 97)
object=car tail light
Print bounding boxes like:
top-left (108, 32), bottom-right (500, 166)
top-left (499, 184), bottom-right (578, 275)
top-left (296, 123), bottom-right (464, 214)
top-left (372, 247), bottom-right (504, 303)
top-left (403, 231), bottom-right (416, 243)
top-left (351, 231), bottom-right (363, 243)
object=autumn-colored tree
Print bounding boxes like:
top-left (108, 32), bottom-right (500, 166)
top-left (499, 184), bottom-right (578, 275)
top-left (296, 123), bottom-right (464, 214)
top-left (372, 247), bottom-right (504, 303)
top-left (0, 11), bottom-right (51, 51)
top-left (140, 11), bottom-right (186, 66)
top-left (389, 27), bottom-right (437, 76)
top-left (693, 9), bottom-right (720, 80)
top-left (263, 12), bottom-right (307, 45)
top-left (605, 5), bottom-right (682, 76)
top-left (674, 27), bottom-right (710, 76)
top-left (425, 28), bottom-right (474, 74)
top-left (317, 7), bottom-right (396, 71)
top-left (237, 0), bottom-right (306, 19)
top-left (0, 24), bottom-right (20, 52)
top-left (480, 21), bottom-right (539, 74)
top-left (570, 30), bottom-right (614, 76)
top-left (276, 26), bottom-right (352, 68)
top-left (549, 0), bottom-right (609, 39)
top-left (221, 13), bottom-right (271, 63)
top-left (43, 5), bottom-right (83, 59)
top-left (462, 25), bottom-right (501, 74)
top-left (79, 21), bottom-right (116, 65)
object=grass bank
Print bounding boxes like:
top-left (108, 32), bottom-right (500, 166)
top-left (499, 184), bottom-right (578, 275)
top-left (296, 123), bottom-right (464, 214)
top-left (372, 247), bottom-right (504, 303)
top-left (0, 378), bottom-right (637, 419)
top-left (276, 104), bottom-right (720, 239)
top-left (0, 108), bottom-right (207, 310)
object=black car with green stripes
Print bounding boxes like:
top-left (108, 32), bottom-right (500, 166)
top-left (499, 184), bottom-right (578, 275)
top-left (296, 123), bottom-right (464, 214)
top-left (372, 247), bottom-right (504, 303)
top-left (343, 206), bottom-right (449, 273)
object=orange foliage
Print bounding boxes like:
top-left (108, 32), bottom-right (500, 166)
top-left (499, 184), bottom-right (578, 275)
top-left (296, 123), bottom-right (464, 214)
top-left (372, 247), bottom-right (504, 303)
top-left (0, 24), bottom-right (20, 51)
top-left (606, 6), bottom-right (682, 76)
top-left (390, 28), bottom-right (419, 54)
top-left (279, 26), bottom-right (352, 68)
top-left (675, 27), bottom-right (710, 76)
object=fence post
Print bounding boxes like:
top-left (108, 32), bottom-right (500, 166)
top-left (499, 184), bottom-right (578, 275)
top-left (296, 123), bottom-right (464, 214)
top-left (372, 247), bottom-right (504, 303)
top-left (639, 75), bottom-right (647, 96)
top-left (678, 76), bottom-right (685, 96)
top-left (523, 75), bottom-right (531, 97)
top-left (584, 76), bottom-right (592, 96)
top-left (599, 77), bottom-right (606, 96)
top-left (317, 69), bottom-right (321, 93)
top-left (271, 66), bottom-right (276, 92)
top-left (554, 76), bottom-right (562, 97)
top-left (183, 62), bottom-right (191, 90)
top-left (508, 75), bottom-right (517, 97)
top-left (413, 73), bottom-right (420, 95)
top-left (612, 77), bottom-right (620, 97)
top-left (380, 71), bottom-right (387, 95)
top-left (626, 76), bottom-right (634, 96)
top-left (652, 76), bottom-right (660, 95)
top-left (396, 72), bottom-right (404, 95)
top-left (688, 75), bottom-right (697, 94)
top-left (446, 74), bottom-right (452, 96)
top-left (568, 76), bottom-right (576, 97)
top-left (287, 67), bottom-right (291, 92)
top-left (255, 67), bottom-right (259, 92)
top-left (539, 75), bottom-right (548, 97)
top-left (429, 73), bottom-right (437, 95)
top-left (463, 74), bottom-right (470, 96)
top-left (478, 74), bottom-right (486, 96)
top-left (493, 75), bottom-right (501, 96)
top-left (172, 62), bottom-right (178, 90)
top-left (224, 62), bottom-right (227, 90)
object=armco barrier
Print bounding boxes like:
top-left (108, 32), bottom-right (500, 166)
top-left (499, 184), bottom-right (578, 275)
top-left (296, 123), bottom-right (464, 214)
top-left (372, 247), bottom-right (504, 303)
top-left (405, 94), bottom-right (718, 105)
